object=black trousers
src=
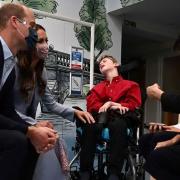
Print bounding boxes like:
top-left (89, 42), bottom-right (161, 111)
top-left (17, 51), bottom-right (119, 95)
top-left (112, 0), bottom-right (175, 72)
top-left (139, 131), bottom-right (180, 180)
top-left (80, 115), bottom-right (130, 176)
top-left (0, 129), bottom-right (38, 180)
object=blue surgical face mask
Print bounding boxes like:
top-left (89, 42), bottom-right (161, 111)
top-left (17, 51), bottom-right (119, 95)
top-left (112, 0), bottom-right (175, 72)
top-left (25, 28), bottom-right (38, 50)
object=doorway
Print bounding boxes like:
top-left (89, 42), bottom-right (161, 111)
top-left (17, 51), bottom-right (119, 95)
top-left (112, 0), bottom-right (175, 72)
top-left (162, 56), bottom-right (180, 125)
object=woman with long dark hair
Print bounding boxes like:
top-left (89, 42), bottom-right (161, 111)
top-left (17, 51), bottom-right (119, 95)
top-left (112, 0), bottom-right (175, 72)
top-left (15, 24), bottom-right (94, 180)
top-left (15, 24), bottom-right (94, 126)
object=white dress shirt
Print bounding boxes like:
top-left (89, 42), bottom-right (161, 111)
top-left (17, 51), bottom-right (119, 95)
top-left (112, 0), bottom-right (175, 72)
top-left (0, 36), bottom-right (15, 90)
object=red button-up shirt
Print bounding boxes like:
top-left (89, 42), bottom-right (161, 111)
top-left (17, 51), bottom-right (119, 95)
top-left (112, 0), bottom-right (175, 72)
top-left (86, 76), bottom-right (141, 113)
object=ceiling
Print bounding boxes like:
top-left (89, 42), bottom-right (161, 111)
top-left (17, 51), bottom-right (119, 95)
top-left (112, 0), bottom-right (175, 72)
top-left (109, 0), bottom-right (180, 58)
top-left (111, 0), bottom-right (180, 31)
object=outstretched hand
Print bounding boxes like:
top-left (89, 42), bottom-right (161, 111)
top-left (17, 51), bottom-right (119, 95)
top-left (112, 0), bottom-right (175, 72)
top-left (74, 110), bottom-right (95, 124)
top-left (148, 122), bottom-right (166, 133)
top-left (146, 83), bottom-right (164, 100)
top-left (163, 125), bottom-right (180, 133)
top-left (155, 134), bottom-right (180, 149)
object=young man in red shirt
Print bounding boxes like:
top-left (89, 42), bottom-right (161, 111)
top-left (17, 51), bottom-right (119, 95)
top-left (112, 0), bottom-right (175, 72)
top-left (80, 55), bottom-right (142, 180)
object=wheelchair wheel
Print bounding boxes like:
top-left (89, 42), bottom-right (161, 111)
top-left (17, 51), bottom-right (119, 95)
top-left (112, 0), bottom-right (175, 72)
top-left (123, 152), bottom-right (145, 180)
top-left (123, 154), bottom-right (136, 180)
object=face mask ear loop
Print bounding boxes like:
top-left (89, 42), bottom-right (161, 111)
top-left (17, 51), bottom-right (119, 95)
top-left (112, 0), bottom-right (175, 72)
top-left (25, 28), bottom-right (38, 50)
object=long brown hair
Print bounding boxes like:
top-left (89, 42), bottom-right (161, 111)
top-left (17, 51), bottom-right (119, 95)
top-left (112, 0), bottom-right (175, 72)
top-left (17, 24), bottom-right (47, 102)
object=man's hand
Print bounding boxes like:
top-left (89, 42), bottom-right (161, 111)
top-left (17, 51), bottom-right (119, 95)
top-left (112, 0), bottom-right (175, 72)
top-left (148, 123), bottom-right (180, 133)
top-left (163, 125), bottom-right (180, 133)
top-left (36, 120), bottom-right (54, 129)
top-left (155, 134), bottom-right (180, 149)
top-left (146, 83), bottom-right (164, 100)
top-left (74, 110), bottom-right (95, 124)
top-left (149, 122), bottom-right (166, 133)
top-left (27, 126), bottom-right (58, 153)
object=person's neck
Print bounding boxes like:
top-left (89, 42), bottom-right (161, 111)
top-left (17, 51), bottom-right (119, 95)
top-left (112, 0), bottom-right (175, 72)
top-left (105, 70), bottom-right (119, 83)
top-left (0, 31), bottom-right (17, 56)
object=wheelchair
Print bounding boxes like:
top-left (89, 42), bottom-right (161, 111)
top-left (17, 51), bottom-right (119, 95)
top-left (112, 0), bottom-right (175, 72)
top-left (69, 108), bottom-right (145, 180)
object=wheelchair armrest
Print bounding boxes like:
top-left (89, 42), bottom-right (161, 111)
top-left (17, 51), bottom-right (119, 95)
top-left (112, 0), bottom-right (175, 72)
top-left (72, 106), bottom-right (83, 111)
top-left (107, 108), bottom-right (142, 124)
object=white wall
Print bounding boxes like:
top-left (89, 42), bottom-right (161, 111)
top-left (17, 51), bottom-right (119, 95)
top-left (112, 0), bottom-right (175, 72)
top-left (36, 0), bottom-right (123, 61)
top-left (0, 0), bottom-right (123, 61)
top-left (104, 14), bottom-right (122, 62)
top-left (36, 0), bottom-right (84, 55)
top-left (106, 0), bottom-right (122, 13)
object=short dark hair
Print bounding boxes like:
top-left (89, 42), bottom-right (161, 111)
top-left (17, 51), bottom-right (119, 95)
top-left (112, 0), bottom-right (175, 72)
top-left (98, 55), bottom-right (119, 64)
top-left (98, 55), bottom-right (121, 74)
top-left (0, 3), bottom-right (26, 30)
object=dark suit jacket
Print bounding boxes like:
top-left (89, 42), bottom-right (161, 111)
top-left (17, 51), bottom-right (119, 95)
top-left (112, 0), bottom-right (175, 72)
top-left (161, 92), bottom-right (180, 114)
top-left (0, 40), bottom-right (28, 133)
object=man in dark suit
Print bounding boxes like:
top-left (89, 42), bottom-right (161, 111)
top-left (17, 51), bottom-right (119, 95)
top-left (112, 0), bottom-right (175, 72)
top-left (139, 83), bottom-right (180, 180)
top-left (0, 3), bottom-right (58, 180)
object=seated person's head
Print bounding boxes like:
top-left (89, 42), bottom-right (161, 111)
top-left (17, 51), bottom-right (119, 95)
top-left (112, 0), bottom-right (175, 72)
top-left (17, 24), bottom-right (48, 67)
top-left (98, 55), bottom-right (120, 77)
top-left (0, 3), bottom-right (36, 53)
top-left (16, 24), bottom-right (48, 100)
top-left (35, 24), bottom-right (49, 60)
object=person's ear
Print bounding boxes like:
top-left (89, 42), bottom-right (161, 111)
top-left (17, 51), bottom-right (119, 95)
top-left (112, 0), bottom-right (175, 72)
top-left (10, 16), bottom-right (18, 29)
top-left (114, 62), bottom-right (120, 67)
